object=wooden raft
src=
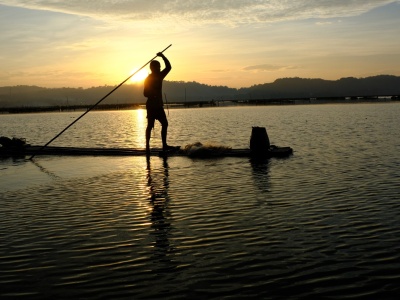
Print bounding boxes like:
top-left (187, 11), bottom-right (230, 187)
top-left (1, 127), bottom-right (293, 159)
top-left (1, 145), bottom-right (293, 158)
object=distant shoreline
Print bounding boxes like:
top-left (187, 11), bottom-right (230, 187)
top-left (0, 97), bottom-right (399, 114)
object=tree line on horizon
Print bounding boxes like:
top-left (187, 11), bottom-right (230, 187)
top-left (0, 75), bottom-right (399, 108)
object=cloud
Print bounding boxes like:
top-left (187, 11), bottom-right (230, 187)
top-left (243, 64), bottom-right (298, 72)
top-left (316, 21), bottom-right (333, 26)
top-left (1, 0), bottom-right (399, 25)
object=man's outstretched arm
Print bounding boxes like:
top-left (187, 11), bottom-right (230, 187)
top-left (158, 52), bottom-right (171, 75)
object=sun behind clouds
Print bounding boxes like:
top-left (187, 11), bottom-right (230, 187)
top-left (130, 68), bottom-right (149, 83)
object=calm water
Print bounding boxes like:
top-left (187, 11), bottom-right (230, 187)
top-left (1, 104), bottom-right (400, 299)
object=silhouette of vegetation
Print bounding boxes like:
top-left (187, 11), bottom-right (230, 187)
top-left (0, 75), bottom-right (399, 112)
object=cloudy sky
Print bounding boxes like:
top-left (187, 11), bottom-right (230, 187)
top-left (1, 0), bottom-right (399, 88)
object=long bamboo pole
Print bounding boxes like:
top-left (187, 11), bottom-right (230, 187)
top-left (29, 44), bottom-right (172, 160)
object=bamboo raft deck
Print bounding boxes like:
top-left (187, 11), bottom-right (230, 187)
top-left (1, 145), bottom-right (293, 159)
top-left (1, 127), bottom-right (293, 159)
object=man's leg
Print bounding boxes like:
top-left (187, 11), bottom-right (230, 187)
top-left (146, 116), bottom-right (155, 152)
top-left (159, 110), bottom-right (169, 150)
top-left (161, 119), bottom-right (169, 149)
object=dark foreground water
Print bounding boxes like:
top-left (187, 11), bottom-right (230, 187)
top-left (1, 104), bottom-right (400, 299)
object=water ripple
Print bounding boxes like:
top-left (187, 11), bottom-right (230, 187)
top-left (1, 104), bottom-right (400, 299)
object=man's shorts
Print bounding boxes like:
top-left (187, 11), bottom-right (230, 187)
top-left (146, 106), bottom-right (167, 126)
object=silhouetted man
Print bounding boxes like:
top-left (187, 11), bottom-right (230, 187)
top-left (144, 52), bottom-right (172, 154)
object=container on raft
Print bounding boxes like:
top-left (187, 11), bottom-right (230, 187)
top-left (250, 126), bottom-right (270, 155)
top-left (0, 127), bottom-right (293, 159)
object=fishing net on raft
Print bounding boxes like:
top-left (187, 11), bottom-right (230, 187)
top-left (182, 142), bottom-right (231, 158)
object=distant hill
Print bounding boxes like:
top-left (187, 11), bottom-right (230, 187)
top-left (0, 75), bottom-right (399, 107)
top-left (240, 75), bottom-right (400, 99)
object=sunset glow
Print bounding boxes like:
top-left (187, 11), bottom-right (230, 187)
top-left (1, 1), bottom-right (399, 89)
top-left (130, 69), bottom-right (149, 83)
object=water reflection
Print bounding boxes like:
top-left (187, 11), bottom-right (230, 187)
top-left (133, 109), bottom-right (147, 148)
top-left (250, 157), bottom-right (271, 194)
top-left (31, 159), bottom-right (60, 179)
top-left (146, 157), bottom-right (174, 265)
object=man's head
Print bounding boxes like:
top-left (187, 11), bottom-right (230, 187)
top-left (150, 60), bottom-right (161, 73)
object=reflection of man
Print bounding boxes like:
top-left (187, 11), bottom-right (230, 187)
top-left (146, 157), bottom-right (170, 203)
top-left (146, 158), bottom-right (173, 260)
top-left (144, 52), bottom-right (172, 154)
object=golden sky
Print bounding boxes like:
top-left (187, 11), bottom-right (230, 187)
top-left (1, 0), bottom-right (400, 88)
